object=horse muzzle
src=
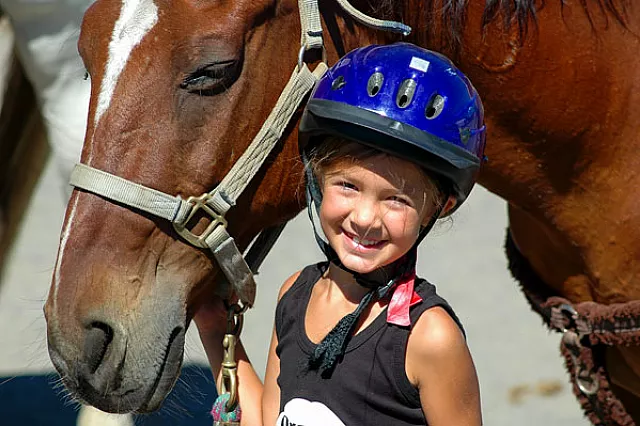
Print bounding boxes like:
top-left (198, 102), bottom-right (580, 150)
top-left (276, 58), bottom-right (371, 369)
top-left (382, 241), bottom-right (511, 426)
top-left (46, 305), bottom-right (186, 413)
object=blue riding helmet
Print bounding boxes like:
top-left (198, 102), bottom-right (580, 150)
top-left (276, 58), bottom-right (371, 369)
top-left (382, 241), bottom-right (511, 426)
top-left (299, 42), bottom-right (486, 209)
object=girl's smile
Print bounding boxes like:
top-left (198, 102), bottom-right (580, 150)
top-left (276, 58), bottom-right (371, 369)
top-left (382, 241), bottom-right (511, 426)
top-left (341, 227), bottom-right (387, 253)
top-left (319, 154), bottom-right (438, 274)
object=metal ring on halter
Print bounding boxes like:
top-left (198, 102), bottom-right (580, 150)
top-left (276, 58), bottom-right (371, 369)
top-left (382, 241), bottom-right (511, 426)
top-left (298, 45), bottom-right (328, 70)
top-left (173, 192), bottom-right (228, 249)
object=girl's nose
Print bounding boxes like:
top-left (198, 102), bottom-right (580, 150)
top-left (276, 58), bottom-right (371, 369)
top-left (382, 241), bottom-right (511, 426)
top-left (350, 198), bottom-right (381, 233)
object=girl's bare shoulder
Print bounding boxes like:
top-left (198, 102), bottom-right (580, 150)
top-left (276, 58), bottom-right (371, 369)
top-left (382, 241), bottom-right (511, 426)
top-left (409, 306), bottom-right (466, 356)
top-left (406, 306), bottom-right (470, 385)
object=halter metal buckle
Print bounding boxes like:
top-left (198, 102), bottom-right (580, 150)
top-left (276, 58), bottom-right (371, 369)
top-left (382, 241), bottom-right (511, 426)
top-left (173, 193), bottom-right (228, 249)
top-left (298, 45), bottom-right (327, 70)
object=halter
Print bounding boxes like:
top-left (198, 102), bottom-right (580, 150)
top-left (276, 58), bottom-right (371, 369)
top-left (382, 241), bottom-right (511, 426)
top-left (69, 0), bottom-right (409, 310)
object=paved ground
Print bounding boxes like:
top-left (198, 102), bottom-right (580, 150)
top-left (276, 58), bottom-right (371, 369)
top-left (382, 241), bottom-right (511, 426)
top-left (0, 153), bottom-right (591, 425)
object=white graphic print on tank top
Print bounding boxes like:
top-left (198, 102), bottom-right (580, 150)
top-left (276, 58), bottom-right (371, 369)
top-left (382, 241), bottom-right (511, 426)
top-left (276, 398), bottom-right (346, 426)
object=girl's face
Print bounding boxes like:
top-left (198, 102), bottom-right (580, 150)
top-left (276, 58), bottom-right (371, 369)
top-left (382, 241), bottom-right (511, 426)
top-left (319, 154), bottom-right (443, 275)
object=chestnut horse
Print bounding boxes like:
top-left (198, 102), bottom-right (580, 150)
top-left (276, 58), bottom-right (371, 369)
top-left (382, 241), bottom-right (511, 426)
top-left (44, 0), bottom-right (640, 423)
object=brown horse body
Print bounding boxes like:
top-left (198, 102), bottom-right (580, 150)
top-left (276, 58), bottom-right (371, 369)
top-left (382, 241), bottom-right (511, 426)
top-left (44, 0), bottom-right (640, 421)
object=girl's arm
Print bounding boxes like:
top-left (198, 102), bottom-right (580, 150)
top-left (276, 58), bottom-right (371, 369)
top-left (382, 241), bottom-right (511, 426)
top-left (406, 306), bottom-right (482, 426)
top-left (262, 322), bottom-right (281, 425)
top-left (263, 270), bottom-right (301, 425)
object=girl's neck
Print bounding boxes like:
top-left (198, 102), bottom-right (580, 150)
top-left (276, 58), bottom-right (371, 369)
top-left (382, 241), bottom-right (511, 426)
top-left (324, 261), bottom-right (397, 303)
top-left (324, 263), bottom-right (367, 303)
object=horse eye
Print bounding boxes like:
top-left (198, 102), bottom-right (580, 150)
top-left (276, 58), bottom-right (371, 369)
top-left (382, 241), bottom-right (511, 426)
top-left (180, 60), bottom-right (240, 96)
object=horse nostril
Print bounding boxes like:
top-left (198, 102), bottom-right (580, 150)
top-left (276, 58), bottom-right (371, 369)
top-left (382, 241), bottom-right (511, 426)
top-left (83, 322), bottom-right (114, 374)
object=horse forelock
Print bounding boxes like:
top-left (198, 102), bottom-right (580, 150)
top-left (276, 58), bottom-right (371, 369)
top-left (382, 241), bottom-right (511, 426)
top-left (93, 0), bottom-right (159, 144)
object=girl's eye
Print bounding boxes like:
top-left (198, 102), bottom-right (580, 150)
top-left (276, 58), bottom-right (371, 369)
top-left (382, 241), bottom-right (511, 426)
top-left (338, 181), bottom-right (357, 191)
top-left (389, 196), bottom-right (412, 206)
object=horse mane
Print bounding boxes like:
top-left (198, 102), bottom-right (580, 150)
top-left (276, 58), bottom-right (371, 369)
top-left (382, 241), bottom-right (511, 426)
top-left (372, 0), bottom-right (630, 47)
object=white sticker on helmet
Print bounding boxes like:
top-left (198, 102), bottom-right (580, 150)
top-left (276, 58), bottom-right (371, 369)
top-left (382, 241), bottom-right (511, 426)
top-left (409, 57), bottom-right (430, 73)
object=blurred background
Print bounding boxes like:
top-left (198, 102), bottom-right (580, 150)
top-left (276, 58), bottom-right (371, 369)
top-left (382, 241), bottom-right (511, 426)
top-left (0, 1), bottom-right (591, 425)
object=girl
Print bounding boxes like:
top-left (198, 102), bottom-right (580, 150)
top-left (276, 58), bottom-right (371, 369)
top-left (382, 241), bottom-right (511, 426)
top-left (197, 42), bottom-right (486, 426)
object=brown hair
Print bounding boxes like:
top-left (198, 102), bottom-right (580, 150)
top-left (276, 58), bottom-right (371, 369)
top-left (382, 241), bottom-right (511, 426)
top-left (306, 136), bottom-right (446, 212)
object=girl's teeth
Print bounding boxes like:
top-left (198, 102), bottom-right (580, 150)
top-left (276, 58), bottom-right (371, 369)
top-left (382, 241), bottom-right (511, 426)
top-left (353, 236), bottom-right (377, 246)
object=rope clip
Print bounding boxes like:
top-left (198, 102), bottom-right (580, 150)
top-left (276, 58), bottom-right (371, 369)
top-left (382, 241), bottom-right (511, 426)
top-left (219, 303), bottom-right (245, 411)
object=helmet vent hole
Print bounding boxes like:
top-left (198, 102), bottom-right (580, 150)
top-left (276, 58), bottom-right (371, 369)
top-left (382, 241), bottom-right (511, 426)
top-left (331, 75), bottom-right (346, 90)
top-left (367, 72), bottom-right (384, 97)
top-left (425, 94), bottom-right (445, 119)
top-left (396, 79), bottom-right (417, 109)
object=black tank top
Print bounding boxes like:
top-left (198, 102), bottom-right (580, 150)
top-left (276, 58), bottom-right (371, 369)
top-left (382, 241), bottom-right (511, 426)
top-left (275, 262), bottom-right (464, 426)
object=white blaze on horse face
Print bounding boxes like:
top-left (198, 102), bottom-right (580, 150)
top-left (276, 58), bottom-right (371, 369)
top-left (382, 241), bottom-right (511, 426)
top-left (54, 0), bottom-right (158, 300)
top-left (53, 195), bottom-right (79, 304)
top-left (93, 0), bottom-right (158, 133)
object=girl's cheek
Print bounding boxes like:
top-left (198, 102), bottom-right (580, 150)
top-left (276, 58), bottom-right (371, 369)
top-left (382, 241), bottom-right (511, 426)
top-left (386, 211), bottom-right (421, 236)
top-left (330, 191), bottom-right (356, 208)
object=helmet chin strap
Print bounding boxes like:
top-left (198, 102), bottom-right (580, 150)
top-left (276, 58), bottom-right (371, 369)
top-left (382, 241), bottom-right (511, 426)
top-left (303, 160), bottom-right (447, 377)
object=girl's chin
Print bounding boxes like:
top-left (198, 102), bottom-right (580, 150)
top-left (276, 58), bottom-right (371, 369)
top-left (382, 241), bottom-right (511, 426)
top-left (337, 254), bottom-right (386, 275)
